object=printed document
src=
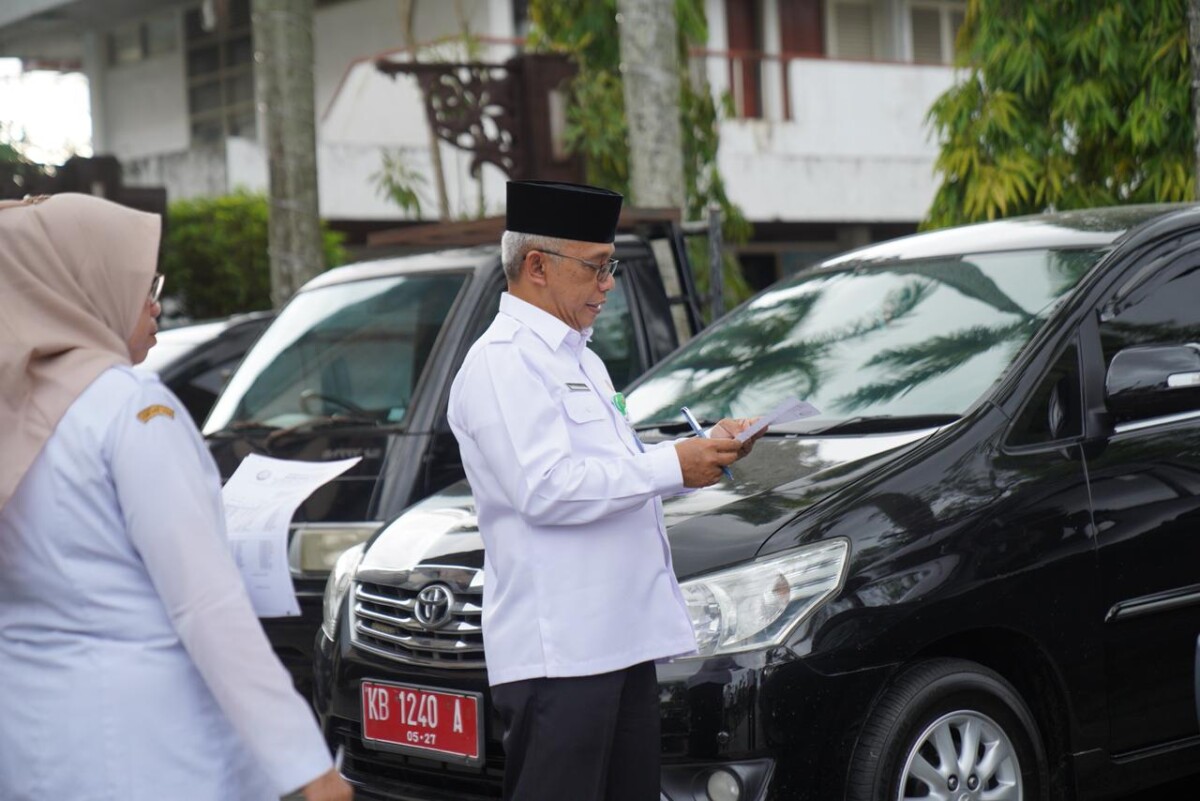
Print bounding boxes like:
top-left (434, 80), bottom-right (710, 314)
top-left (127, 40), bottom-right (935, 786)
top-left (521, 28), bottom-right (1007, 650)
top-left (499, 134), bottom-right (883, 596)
top-left (735, 397), bottom-right (821, 442)
top-left (222, 454), bottom-right (360, 617)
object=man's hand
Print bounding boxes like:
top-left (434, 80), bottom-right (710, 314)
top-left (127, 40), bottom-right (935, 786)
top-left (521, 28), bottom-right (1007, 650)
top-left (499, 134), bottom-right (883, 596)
top-left (301, 768), bottom-right (353, 801)
top-left (712, 417), bottom-right (766, 459)
top-left (675, 437), bottom-right (742, 488)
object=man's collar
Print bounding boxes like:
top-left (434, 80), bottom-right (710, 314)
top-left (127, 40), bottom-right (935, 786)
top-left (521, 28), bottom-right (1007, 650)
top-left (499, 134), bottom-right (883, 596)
top-left (499, 293), bottom-right (592, 351)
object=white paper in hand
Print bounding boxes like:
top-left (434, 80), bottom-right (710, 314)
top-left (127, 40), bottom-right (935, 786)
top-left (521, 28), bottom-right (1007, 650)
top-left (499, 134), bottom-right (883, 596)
top-left (735, 397), bottom-right (821, 442)
top-left (222, 453), bottom-right (360, 617)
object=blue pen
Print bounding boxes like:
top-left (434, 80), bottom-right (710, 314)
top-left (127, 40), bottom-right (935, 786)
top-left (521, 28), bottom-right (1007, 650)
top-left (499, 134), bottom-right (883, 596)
top-left (681, 405), bottom-right (734, 481)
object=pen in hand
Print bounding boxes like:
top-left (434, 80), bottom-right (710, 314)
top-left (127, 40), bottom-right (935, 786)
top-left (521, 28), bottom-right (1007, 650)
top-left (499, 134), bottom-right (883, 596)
top-left (681, 406), bottom-right (734, 481)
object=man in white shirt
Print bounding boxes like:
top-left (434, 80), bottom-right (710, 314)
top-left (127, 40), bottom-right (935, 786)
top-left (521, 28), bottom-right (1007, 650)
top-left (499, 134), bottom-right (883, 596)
top-left (447, 180), bottom-right (760, 801)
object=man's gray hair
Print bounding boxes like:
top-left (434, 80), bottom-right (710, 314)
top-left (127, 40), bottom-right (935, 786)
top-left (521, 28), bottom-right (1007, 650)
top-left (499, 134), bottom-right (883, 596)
top-left (501, 230), bottom-right (573, 283)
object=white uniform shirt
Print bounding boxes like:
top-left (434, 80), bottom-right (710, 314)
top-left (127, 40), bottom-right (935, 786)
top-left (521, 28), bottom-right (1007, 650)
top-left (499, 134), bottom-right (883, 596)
top-left (447, 293), bottom-right (698, 686)
top-left (0, 367), bottom-right (331, 800)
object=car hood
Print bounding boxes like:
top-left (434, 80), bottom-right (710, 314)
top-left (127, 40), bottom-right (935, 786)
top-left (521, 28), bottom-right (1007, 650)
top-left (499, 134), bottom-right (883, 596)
top-left (359, 428), bottom-right (939, 580)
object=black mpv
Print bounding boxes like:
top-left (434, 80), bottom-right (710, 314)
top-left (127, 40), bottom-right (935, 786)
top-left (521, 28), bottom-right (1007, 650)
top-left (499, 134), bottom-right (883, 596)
top-left (315, 205), bottom-right (1200, 801)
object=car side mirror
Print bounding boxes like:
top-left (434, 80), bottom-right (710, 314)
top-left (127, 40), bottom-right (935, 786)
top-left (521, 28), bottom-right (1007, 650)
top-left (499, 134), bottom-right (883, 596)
top-left (1105, 344), bottom-right (1200, 422)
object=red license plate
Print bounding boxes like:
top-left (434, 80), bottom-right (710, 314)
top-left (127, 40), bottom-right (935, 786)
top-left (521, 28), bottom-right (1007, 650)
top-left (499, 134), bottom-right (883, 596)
top-left (361, 680), bottom-right (483, 765)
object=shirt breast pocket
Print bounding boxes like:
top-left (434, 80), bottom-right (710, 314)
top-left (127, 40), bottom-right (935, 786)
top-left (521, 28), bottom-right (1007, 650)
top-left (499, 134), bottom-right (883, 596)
top-left (561, 394), bottom-right (607, 426)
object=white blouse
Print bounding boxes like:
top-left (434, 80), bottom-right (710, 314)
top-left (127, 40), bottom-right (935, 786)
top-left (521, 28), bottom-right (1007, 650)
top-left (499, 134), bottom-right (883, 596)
top-left (0, 366), bottom-right (331, 800)
top-left (448, 294), bottom-right (698, 687)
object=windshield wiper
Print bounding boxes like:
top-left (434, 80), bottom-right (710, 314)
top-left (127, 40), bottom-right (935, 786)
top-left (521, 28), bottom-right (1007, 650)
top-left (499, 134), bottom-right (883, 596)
top-left (634, 417), bottom-right (723, 435)
top-left (797, 414), bottom-right (959, 435)
top-left (264, 413), bottom-right (389, 442)
top-left (206, 420), bottom-right (281, 438)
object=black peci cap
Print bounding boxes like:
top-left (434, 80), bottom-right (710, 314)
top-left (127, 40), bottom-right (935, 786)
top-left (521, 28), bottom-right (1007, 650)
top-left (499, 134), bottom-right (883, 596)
top-left (506, 180), bottom-right (623, 244)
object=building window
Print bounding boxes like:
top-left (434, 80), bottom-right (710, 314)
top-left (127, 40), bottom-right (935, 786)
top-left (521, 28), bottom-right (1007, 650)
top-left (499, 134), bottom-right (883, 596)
top-left (513, 0), bottom-right (531, 37)
top-left (909, 1), bottom-right (965, 64)
top-left (184, 0), bottom-right (256, 145)
top-left (726, 0), bottom-right (764, 118)
top-left (828, 0), bottom-right (877, 60)
top-left (107, 15), bottom-right (177, 66)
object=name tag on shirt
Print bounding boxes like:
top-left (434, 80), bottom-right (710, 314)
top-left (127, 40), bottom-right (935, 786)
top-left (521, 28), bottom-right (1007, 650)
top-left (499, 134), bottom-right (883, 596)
top-left (566, 382), bottom-right (590, 392)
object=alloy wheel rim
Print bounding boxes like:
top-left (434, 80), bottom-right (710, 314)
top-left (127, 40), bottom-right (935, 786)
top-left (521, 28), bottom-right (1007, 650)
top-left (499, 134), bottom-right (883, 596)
top-left (897, 709), bottom-right (1022, 801)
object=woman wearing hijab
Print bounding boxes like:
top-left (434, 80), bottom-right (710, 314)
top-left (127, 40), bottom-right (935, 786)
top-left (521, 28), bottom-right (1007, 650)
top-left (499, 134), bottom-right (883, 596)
top-left (0, 194), bottom-right (352, 801)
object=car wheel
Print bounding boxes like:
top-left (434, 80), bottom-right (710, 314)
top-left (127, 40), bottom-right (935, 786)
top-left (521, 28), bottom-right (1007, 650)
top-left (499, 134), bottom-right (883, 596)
top-left (846, 658), bottom-right (1048, 801)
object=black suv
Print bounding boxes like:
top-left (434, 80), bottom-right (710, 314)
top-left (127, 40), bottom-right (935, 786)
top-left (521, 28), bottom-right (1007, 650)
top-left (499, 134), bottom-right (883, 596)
top-left (316, 205), bottom-right (1200, 801)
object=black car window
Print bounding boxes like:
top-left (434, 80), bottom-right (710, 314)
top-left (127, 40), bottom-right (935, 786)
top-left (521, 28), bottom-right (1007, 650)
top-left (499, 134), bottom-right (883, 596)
top-left (1008, 339), bottom-right (1083, 446)
top-left (176, 355), bottom-right (244, 425)
top-left (1100, 262), bottom-right (1200, 368)
top-left (589, 278), bottom-right (639, 389)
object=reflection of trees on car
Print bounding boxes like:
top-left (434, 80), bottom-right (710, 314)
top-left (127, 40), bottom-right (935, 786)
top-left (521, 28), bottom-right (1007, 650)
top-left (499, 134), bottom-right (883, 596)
top-left (835, 320), bottom-right (1032, 412)
top-left (630, 250), bottom-right (1102, 426)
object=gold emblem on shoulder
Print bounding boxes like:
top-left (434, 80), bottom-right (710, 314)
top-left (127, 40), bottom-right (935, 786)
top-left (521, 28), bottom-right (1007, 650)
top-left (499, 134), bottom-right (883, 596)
top-left (137, 404), bottom-right (176, 423)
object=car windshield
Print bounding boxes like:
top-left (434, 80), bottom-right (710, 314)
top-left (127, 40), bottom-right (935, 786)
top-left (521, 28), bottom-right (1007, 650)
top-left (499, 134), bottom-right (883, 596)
top-left (627, 248), bottom-right (1104, 429)
top-left (204, 272), bottom-right (467, 432)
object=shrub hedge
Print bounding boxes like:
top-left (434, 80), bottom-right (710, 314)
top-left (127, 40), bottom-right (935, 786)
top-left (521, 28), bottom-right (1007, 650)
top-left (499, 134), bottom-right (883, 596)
top-left (161, 191), bottom-right (345, 320)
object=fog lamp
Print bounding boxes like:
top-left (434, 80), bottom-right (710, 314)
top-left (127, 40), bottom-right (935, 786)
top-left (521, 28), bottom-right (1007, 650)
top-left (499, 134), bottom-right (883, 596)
top-left (706, 768), bottom-right (741, 801)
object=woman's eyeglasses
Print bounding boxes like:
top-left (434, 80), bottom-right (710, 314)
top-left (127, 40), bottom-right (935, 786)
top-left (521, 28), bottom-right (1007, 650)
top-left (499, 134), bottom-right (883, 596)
top-left (149, 273), bottom-right (165, 304)
top-left (539, 250), bottom-right (621, 282)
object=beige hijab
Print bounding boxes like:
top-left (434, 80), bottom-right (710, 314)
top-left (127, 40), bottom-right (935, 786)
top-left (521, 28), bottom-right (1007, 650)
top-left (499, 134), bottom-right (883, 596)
top-left (0, 193), bottom-right (162, 511)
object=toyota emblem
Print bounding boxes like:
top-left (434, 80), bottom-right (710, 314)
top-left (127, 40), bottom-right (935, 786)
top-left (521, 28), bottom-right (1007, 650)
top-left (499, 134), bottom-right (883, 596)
top-left (414, 584), bottom-right (454, 630)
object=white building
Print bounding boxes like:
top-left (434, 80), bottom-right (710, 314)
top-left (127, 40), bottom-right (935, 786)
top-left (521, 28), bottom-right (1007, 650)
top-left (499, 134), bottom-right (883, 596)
top-left (0, 0), bottom-right (964, 283)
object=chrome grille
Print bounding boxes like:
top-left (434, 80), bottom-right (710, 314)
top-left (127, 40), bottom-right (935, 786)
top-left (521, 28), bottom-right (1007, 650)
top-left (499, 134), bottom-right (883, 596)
top-left (352, 565), bottom-right (485, 668)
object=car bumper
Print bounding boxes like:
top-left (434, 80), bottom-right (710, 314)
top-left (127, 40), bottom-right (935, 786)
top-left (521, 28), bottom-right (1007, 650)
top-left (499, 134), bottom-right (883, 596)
top-left (315, 629), bottom-right (894, 801)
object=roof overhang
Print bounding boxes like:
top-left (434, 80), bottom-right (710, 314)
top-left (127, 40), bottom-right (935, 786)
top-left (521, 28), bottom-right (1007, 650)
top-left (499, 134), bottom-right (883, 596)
top-left (0, 0), bottom-right (187, 67)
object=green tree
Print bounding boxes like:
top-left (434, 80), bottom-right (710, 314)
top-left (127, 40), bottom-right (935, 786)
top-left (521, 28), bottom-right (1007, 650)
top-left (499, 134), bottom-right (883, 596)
top-left (161, 191), bottom-right (344, 320)
top-left (527, 0), bottom-right (752, 310)
top-left (926, 0), bottom-right (1193, 228)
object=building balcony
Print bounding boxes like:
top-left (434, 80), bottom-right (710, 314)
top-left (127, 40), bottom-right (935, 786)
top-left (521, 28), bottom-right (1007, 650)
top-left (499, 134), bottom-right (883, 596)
top-left (693, 48), bottom-right (959, 223)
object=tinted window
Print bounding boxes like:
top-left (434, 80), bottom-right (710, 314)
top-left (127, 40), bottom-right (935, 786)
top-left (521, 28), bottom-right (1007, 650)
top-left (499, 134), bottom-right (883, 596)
top-left (590, 279), bottom-right (639, 389)
top-left (205, 273), bottom-right (467, 431)
top-left (628, 249), bottom-right (1101, 427)
top-left (1101, 262), bottom-right (1200, 367)
top-left (1008, 340), bottom-right (1082, 446)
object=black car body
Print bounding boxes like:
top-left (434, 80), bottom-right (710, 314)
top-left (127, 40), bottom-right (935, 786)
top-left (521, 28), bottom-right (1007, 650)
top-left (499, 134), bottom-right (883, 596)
top-left (136, 310), bottom-right (274, 424)
top-left (203, 234), bottom-right (702, 697)
top-left (315, 205), bottom-right (1200, 800)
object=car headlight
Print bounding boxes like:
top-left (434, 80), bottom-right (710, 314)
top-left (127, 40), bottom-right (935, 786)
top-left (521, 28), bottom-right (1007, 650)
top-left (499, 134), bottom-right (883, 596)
top-left (289, 522), bottom-right (380, 575)
top-left (321, 542), bottom-right (366, 641)
top-left (680, 538), bottom-right (849, 657)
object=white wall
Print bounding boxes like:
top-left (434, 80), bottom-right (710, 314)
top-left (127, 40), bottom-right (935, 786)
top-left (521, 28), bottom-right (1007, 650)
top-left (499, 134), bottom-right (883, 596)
top-left (218, 135), bottom-right (510, 221)
top-left (315, 140), bottom-right (509, 220)
top-left (72, 0), bottom-right (514, 170)
top-left (103, 43), bottom-right (189, 160)
top-left (718, 58), bottom-right (956, 221)
top-left (317, 33), bottom-right (519, 221)
top-left (84, 0), bottom-right (958, 227)
top-left (313, 0), bottom-right (509, 120)
top-left (122, 145), bottom-right (228, 201)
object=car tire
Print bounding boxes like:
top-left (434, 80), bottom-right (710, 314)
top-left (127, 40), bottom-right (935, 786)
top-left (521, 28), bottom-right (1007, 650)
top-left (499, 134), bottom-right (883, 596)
top-left (846, 658), bottom-right (1048, 801)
